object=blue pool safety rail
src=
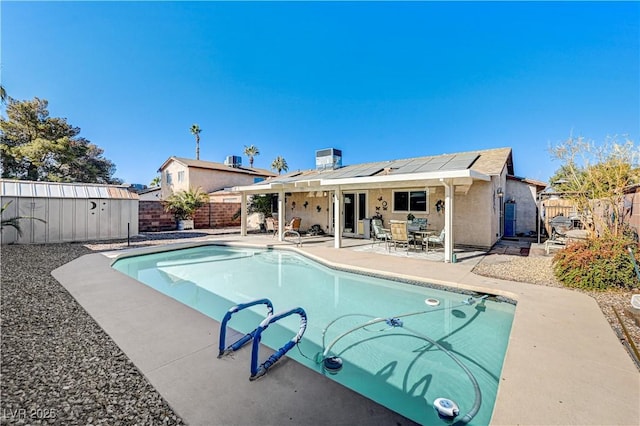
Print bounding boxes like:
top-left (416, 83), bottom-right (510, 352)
top-left (250, 307), bottom-right (307, 380)
top-left (218, 298), bottom-right (274, 358)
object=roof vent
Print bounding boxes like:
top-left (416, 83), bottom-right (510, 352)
top-left (316, 148), bottom-right (342, 170)
top-left (224, 155), bottom-right (242, 168)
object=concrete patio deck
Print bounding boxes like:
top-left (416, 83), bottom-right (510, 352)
top-left (52, 233), bottom-right (640, 426)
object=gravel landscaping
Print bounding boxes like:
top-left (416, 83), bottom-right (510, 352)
top-left (1, 243), bottom-right (185, 425)
top-left (1, 232), bottom-right (638, 425)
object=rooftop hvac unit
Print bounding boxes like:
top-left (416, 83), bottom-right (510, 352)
top-left (316, 148), bottom-right (342, 170)
top-left (224, 155), bottom-right (242, 168)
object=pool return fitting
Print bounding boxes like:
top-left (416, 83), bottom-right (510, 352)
top-left (218, 298), bottom-right (307, 381)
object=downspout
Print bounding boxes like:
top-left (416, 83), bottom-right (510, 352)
top-left (240, 191), bottom-right (247, 237)
top-left (277, 190), bottom-right (285, 242)
top-left (441, 178), bottom-right (454, 263)
top-left (334, 187), bottom-right (342, 248)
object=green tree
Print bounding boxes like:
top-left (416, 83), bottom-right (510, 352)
top-left (243, 144), bottom-right (260, 167)
top-left (271, 156), bottom-right (288, 175)
top-left (190, 124), bottom-right (201, 160)
top-left (0, 97), bottom-right (121, 183)
top-left (0, 85), bottom-right (7, 104)
top-left (149, 175), bottom-right (161, 187)
top-left (550, 135), bottom-right (639, 238)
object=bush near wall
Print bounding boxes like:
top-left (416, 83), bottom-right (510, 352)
top-left (139, 201), bottom-right (241, 232)
top-left (553, 237), bottom-right (640, 291)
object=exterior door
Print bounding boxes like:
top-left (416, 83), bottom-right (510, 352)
top-left (343, 192), bottom-right (367, 236)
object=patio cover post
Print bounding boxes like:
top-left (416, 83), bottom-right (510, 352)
top-left (442, 178), bottom-right (454, 263)
top-left (333, 188), bottom-right (342, 248)
top-left (277, 191), bottom-right (285, 242)
top-left (240, 191), bottom-right (247, 236)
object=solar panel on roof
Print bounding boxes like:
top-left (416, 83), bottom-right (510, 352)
top-left (354, 166), bottom-right (384, 177)
top-left (394, 161), bottom-right (424, 174)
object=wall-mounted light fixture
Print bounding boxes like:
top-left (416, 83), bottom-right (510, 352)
top-left (497, 187), bottom-right (504, 198)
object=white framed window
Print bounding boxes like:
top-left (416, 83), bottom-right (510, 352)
top-left (392, 189), bottom-right (428, 213)
top-left (165, 172), bottom-right (172, 184)
top-left (177, 171), bottom-right (185, 182)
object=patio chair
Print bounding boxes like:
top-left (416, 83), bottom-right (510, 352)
top-left (389, 220), bottom-right (415, 254)
top-left (265, 217), bottom-right (278, 237)
top-left (371, 218), bottom-right (391, 251)
top-left (426, 229), bottom-right (445, 252)
top-left (284, 217), bottom-right (302, 233)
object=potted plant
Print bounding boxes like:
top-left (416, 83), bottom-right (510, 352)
top-left (163, 187), bottom-right (208, 230)
top-left (407, 213), bottom-right (415, 222)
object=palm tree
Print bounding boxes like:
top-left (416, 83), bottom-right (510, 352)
top-left (243, 145), bottom-right (260, 167)
top-left (149, 176), bottom-right (161, 187)
top-left (271, 156), bottom-right (288, 175)
top-left (190, 124), bottom-right (202, 160)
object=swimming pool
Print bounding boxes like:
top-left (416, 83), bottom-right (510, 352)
top-left (112, 245), bottom-right (515, 425)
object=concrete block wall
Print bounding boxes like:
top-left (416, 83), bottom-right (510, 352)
top-left (139, 201), bottom-right (176, 232)
top-left (193, 203), bottom-right (241, 228)
top-left (139, 201), bottom-right (241, 232)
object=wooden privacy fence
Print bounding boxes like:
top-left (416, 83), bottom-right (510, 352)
top-left (139, 201), bottom-right (240, 232)
top-left (541, 186), bottom-right (640, 240)
top-left (541, 199), bottom-right (580, 236)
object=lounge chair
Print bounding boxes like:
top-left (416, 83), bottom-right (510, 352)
top-left (371, 219), bottom-right (391, 251)
top-left (389, 220), bottom-right (415, 254)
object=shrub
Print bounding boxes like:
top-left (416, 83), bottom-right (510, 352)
top-left (553, 237), bottom-right (640, 291)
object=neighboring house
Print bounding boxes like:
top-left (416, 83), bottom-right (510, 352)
top-left (233, 147), bottom-right (547, 262)
top-left (158, 156), bottom-right (277, 200)
top-left (138, 186), bottom-right (161, 201)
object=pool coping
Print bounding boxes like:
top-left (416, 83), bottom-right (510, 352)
top-left (52, 238), bottom-right (640, 425)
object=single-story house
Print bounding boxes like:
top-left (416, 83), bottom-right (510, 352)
top-left (138, 186), bottom-right (161, 201)
top-left (232, 147), bottom-right (547, 262)
top-left (158, 156), bottom-right (277, 200)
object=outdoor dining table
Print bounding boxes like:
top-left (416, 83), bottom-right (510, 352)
top-left (409, 229), bottom-right (438, 251)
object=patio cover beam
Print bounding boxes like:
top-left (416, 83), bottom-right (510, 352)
top-left (441, 178), bottom-right (454, 263)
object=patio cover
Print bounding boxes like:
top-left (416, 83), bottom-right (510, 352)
top-left (233, 148), bottom-right (511, 262)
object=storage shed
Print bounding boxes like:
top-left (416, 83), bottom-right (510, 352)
top-left (0, 179), bottom-right (139, 244)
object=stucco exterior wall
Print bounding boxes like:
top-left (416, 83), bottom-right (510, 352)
top-left (453, 179), bottom-right (503, 248)
top-left (161, 161), bottom-right (188, 199)
top-left (188, 167), bottom-right (261, 195)
top-left (505, 179), bottom-right (539, 235)
top-left (276, 192), bottom-right (332, 233)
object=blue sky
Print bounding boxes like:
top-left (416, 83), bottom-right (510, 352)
top-left (2, 1), bottom-right (639, 186)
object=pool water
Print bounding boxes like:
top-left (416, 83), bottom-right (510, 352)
top-left (113, 245), bottom-right (515, 425)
